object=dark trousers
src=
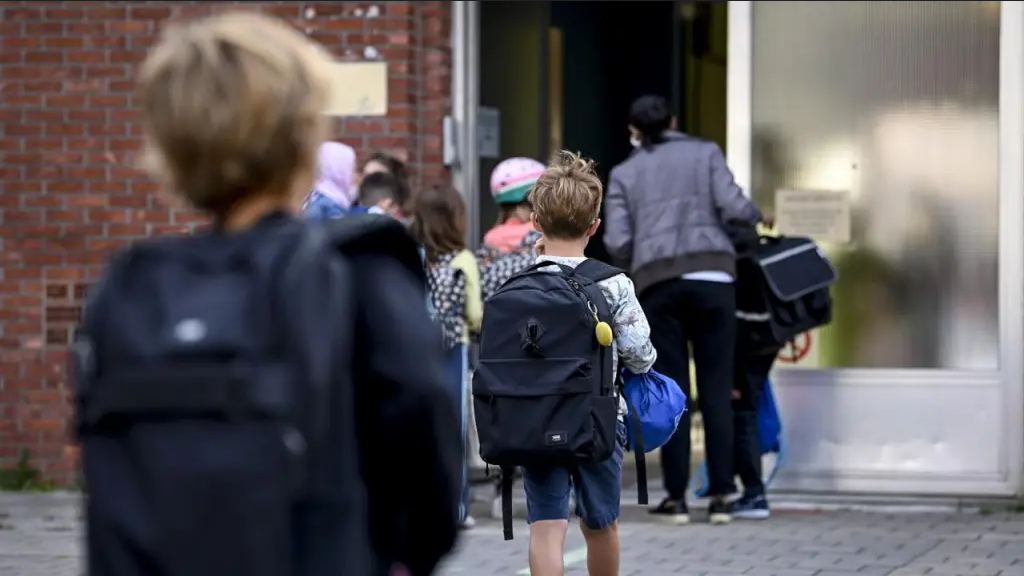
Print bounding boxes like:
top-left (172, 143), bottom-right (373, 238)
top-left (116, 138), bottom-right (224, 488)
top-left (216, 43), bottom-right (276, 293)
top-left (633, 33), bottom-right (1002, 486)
top-left (732, 348), bottom-right (777, 497)
top-left (640, 279), bottom-right (737, 499)
top-left (443, 344), bottom-right (471, 520)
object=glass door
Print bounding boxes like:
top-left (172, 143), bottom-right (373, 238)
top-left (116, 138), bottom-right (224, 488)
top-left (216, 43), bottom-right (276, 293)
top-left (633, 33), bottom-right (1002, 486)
top-left (727, 0), bottom-right (1023, 496)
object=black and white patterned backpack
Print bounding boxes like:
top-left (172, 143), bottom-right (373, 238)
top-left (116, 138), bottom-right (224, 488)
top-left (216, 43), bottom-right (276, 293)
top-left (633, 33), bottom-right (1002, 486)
top-left (426, 252), bottom-right (468, 350)
top-left (475, 231), bottom-right (540, 301)
top-left (519, 229), bottom-right (542, 249)
top-left (476, 246), bottom-right (534, 302)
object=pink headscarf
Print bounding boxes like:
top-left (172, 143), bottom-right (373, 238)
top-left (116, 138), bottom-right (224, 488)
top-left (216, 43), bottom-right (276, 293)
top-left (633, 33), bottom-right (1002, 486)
top-left (314, 142), bottom-right (357, 209)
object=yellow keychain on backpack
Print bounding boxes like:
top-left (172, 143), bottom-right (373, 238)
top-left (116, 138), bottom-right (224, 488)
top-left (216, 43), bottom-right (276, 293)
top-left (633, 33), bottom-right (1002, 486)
top-left (586, 300), bottom-right (613, 346)
top-left (595, 321), bottom-right (613, 346)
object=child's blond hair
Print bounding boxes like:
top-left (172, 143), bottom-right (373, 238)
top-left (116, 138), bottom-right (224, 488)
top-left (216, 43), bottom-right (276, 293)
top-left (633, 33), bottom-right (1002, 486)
top-left (529, 151), bottom-right (603, 240)
top-left (137, 12), bottom-right (333, 216)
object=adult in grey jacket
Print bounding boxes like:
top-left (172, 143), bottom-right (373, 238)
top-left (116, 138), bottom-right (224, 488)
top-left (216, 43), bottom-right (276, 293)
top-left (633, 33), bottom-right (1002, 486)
top-left (604, 95), bottom-right (765, 525)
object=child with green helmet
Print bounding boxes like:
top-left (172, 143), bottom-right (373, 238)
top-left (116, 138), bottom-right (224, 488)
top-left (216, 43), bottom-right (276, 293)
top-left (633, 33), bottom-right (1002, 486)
top-left (482, 157), bottom-right (546, 252)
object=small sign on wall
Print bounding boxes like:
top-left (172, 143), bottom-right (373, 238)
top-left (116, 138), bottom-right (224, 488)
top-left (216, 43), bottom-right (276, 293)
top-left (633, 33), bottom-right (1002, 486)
top-left (478, 107), bottom-right (501, 159)
top-left (324, 62), bottom-right (388, 117)
top-left (775, 189), bottom-right (852, 244)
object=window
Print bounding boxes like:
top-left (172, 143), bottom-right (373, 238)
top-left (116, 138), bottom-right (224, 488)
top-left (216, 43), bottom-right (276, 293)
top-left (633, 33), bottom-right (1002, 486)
top-left (752, 1), bottom-right (1000, 369)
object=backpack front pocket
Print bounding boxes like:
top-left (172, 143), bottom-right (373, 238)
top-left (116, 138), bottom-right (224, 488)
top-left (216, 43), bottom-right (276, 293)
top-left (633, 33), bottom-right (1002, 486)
top-left (473, 358), bottom-right (600, 467)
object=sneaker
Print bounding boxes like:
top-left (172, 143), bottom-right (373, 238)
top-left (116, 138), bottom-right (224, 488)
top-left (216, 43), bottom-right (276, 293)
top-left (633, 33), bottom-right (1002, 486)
top-left (708, 499), bottom-right (732, 525)
top-left (648, 497), bottom-right (690, 525)
top-left (460, 515), bottom-right (477, 530)
top-left (731, 494), bottom-right (770, 520)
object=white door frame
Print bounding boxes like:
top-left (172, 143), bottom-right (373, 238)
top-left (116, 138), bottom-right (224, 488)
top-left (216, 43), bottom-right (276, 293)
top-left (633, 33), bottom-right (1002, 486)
top-left (998, 0), bottom-right (1024, 496)
top-left (727, 0), bottom-right (1024, 496)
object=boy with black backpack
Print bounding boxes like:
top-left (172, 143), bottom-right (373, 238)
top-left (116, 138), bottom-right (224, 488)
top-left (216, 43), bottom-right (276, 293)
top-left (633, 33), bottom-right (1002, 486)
top-left (72, 13), bottom-right (461, 576)
top-left (474, 152), bottom-right (657, 576)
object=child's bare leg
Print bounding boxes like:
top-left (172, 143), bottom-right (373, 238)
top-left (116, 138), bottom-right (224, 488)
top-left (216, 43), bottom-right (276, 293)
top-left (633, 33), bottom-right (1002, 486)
top-left (529, 519), bottom-right (568, 576)
top-left (581, 520), bottom-right (619, 576)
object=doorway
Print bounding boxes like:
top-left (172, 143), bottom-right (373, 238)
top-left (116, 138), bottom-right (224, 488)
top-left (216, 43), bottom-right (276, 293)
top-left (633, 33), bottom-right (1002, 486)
top-left (474, 1), bottom-right (728, 258)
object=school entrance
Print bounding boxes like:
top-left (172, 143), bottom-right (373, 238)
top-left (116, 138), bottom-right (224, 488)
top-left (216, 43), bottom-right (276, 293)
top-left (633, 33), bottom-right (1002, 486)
top-left (451, 0), bottom-right (1024, 498)
top-left (463, 1), bottom-right (729, 263)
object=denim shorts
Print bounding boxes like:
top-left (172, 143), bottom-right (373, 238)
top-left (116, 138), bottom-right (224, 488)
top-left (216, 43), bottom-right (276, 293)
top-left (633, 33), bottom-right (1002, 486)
top-left (522, 422), bottom-right (626, 530)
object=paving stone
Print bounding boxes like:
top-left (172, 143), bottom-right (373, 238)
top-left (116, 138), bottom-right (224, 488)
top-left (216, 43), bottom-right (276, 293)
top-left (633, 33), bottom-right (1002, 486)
top-left (0, 493), bottom-right (1021, 576)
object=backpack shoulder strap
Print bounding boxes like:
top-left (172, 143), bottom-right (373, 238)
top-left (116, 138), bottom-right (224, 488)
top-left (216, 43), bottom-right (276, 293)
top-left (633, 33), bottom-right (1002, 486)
top-left (283, 224), bottom-right (346, 397)
top-left (573, 259), bottom-right (625, 283)
top-left (323, 214), bottom-right (426, 284)
top-left (570, 260), bottom-right (621, 323)
top-left (568, 260), bottom-right (621, 396)
top-left (513, 259), bottom-right (574, 278)
top-left (232, 224), bottom-right (354, 451)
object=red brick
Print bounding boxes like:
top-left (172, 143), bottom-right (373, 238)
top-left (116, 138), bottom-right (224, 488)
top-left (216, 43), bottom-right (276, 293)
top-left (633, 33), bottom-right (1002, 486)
top-left (0, 0), bottom-right (452, 484)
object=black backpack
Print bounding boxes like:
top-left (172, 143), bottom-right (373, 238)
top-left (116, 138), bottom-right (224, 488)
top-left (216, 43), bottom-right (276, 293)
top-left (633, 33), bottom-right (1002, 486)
top-left (73, 215), bottom-right (422, 576)
top-left (736, 235), bottom-right (838, 354)
top-left (473, 259), bottom-right (625, 540)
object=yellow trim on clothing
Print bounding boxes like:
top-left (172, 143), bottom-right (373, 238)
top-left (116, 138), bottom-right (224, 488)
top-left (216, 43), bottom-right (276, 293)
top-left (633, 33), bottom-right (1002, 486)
top-left (450, 249), bottom-right (482, 343)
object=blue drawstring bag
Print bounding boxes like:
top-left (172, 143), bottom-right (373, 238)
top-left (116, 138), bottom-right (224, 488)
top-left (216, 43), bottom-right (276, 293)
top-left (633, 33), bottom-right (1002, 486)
top-left (622, 369), bottom-right (687, 453)
top-left (757, 378), bottom-right (783, 458)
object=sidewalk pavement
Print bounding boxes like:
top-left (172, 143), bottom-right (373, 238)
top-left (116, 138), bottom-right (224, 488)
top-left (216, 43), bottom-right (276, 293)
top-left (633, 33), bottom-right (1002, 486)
top-left (1, 493), bottom-right (1021, 576)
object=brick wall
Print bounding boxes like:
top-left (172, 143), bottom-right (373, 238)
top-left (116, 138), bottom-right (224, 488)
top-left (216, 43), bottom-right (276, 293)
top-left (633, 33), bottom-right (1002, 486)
top-left (0, 1), bottom-right (453, 483)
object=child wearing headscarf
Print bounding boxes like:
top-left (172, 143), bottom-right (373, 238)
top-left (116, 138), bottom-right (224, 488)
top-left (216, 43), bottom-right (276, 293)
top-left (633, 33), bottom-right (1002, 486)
top-left (304, 141), bottom-right (357, 220)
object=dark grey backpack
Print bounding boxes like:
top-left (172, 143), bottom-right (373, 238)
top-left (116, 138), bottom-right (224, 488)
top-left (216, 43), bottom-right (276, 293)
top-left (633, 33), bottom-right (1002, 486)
top-left (74, 215), bottom-right (424, 576)
top-left (473, 259), bottom-right (623, 540)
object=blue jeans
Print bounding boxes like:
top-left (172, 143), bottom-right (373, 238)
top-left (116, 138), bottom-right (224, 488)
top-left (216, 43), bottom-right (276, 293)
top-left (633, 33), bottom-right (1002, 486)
top-left (522, 421), bottom-right (627, 530)
top-left (443, 343), bottom-right (471, 520)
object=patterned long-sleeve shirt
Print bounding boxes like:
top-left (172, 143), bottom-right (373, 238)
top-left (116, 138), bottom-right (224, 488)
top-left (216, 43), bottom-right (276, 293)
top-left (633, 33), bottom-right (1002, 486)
top-left (537, 256), bottom-right (658, 416)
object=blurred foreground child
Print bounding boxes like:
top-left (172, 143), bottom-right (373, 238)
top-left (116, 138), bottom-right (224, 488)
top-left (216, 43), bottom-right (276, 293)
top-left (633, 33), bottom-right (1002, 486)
top-left (74, 13), bottom-right (461, 576)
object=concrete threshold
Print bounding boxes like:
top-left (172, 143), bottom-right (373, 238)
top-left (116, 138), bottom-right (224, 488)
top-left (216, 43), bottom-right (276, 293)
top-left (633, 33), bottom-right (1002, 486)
top-left (468, 480), bottom-right (1022, 522)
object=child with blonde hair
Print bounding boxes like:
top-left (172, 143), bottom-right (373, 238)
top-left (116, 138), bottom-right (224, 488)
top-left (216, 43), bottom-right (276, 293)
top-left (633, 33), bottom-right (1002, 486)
top-left (475, 152), bottom-right (656, 576)
top-left (77, 13), bottom-right (461, 576)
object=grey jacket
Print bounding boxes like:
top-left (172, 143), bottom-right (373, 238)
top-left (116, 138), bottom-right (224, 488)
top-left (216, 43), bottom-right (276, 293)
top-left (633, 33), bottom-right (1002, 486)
top-left (603, 132), bottom-right (762, 295)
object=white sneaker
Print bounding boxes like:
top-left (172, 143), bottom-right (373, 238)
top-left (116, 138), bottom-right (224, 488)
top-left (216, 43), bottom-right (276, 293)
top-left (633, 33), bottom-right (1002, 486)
top-left (460, 515), bottom-right (477, 530)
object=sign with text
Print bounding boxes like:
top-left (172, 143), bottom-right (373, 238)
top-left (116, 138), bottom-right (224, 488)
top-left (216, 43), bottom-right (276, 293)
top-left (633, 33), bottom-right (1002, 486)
top-left (775, 189), bottom-right (851, 244)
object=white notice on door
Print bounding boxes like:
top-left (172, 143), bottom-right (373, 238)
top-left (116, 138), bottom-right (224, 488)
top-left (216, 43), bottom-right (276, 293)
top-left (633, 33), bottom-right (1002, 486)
top-left (775, 189), bottom-right (851, 244)
top-left (477, 107), bottom-right (500, 159)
